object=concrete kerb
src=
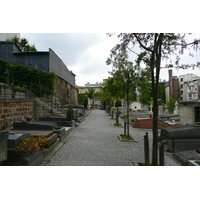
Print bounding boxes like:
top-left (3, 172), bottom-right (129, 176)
top-left (117, 134), bottom-right (138, 143)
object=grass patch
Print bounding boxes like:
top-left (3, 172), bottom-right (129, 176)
top-left (119, 134), bottom-right (135, 141)
top-left (113, 124), bottom-right (122, 127)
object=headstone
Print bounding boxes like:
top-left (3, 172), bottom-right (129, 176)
top-left (8, 132), bottom-right (30, 148)
top-left (149, 104), bottom-right (153, 113)
top-left (163, 106), bottom-right (169, 115)
top-left (0, 131), bottom-right (8, 162)
top-left (158, 105), bottom-right (163, 115)
top-left (174, 101), bottom-right (179, 115)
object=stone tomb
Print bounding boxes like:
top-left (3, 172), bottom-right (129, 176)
top-left (160, 124), bottom-right (200, 153)
top-left (12, 120), bottom-right (58, 147)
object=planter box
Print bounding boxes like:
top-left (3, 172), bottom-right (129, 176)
top-left (53, 127), bottom-right (65, 138)
top-left (188, 160), bottom-right (200, 166)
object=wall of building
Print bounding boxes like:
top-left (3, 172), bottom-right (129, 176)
top-left (13, 52), bottom-right (49, 71)
top-left (49, 49), bottom-right (75, 86)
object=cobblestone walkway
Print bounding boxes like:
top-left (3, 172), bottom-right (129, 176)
top-left (42, 109), bottom-right (180, 166)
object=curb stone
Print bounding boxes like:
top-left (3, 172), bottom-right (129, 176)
top-left (117, 134), bottom-right (138, 143)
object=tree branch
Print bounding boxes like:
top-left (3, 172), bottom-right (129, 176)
top-left (133, 33), bottom-right (153, 52)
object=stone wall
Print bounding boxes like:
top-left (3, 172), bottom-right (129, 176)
top-left (0, 99), bottom-right (34, 130)
top-left (55, 77), bottom-right (78, 105)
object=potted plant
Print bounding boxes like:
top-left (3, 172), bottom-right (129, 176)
top-left (53, 126), bottom-right (65, 138)
top-left (66, 106), bottom-right (75, 127)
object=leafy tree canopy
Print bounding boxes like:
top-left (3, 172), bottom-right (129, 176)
top-left (6, 35), bottom-right (37, 51)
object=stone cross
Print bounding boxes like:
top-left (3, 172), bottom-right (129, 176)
top-left (174, 101), bottom-right (179, 115)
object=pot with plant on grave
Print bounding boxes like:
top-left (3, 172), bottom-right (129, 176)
top-left (53, 126), bottom-right (65, 138)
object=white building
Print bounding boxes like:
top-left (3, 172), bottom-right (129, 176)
top-left (179, 73), bottom-right (198, 100)
top-left (0, 33), bottom-right (20, 41)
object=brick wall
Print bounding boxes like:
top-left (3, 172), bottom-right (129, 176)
top-left (0, 100), bottom-right (34, 130)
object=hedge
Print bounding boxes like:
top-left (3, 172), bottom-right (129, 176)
top-left (0, 59), bottom-right (57, 96)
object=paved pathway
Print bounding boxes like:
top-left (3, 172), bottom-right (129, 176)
top-left (41, 109), bottom-right (180, 166)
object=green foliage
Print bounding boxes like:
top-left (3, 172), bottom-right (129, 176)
top-left (78, 93), bottom-right (88, 108)
top-left (86, 88), bottom-right (95, 99)
top-left (166, 97), bottom-right (179, 114)
top-left (13, 85), bottom-right (26, 93)
top-left (66, 106), bottom-right (74, 121)
top-left (115, 100), bottom-right (122, 107)
top-left (6, 35), bottom-right (37, 51)
top-left (0, 59), bottom-right (57, 96)
top-left (138, 82), bottom-right (166, 104)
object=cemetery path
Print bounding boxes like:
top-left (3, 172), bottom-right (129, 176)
top-left (41, 110), bottom-right (180, 166)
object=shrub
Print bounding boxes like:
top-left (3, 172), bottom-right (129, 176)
top-left (66, 106), bottom-right (74, 121)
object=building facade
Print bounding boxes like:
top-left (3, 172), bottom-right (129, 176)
top-left (76, 82), bottom-right (102, 108)
top-left (0, 41), bottom-right (78, 105)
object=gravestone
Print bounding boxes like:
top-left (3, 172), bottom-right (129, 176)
top-left (0, 131), bottom-right (8, 162)
top-left (13, 120), bottom-right (57, 130)
top-left (158, 105), bottom-right (163, 115)
top-left (149, 104), bottom-right (153, 113)
top-left (160, 125), bottom-right (200, 152)
top-left (174, 101), bottom-right (179, 115)
top-left (8, 132), bottom-right (30, 148)
top-left (163, 106), bottom-right (169, 115)
top-left (39, 116), bottom-right (75, 127)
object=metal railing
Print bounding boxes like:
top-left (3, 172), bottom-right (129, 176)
top-left (0, 75), bottom-right (72, 114)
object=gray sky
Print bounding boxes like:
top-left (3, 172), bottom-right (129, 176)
top-left (20, 33), bottom-right (200, 86)
top-left (21, 33), bottom-right (120, 86)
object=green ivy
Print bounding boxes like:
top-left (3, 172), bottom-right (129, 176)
top-left (0, 59), bottom-right (57, 96)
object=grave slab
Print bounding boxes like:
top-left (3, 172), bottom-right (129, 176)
top-left (13, 120), bottom-right (57, 130)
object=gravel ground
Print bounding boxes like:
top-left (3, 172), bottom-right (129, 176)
top-left (42, 109), bottom-right (180, 166)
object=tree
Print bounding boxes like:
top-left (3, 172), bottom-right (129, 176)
top-left (166, 97), bottom-right (179, 114)
top-left (6, 35), bottom-right (37, 51)
top-left (107, 47), bottom-right (137, 139)
top-left (102, 75), bottom-right (124, 125)
top-left (108, 33), bottom-right (200, 165)
top-left (78, 93), bottom-right (88, 109)
top-left (86, 88), bottom-right (96, 108)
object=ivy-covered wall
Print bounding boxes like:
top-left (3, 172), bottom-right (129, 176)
top-left (0, 59), bottom-right (57, 95)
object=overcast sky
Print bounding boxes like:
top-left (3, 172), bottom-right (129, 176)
top-left (20, 33), bottom-right (200, 86)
